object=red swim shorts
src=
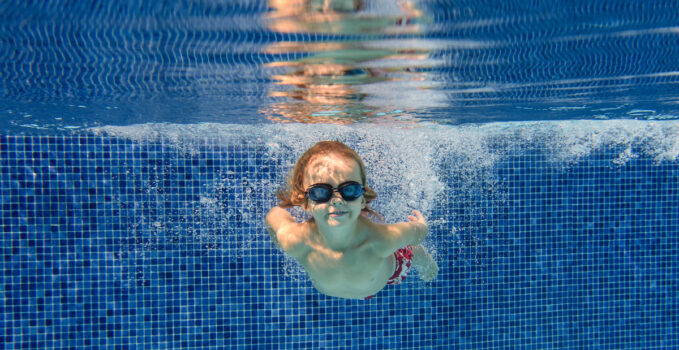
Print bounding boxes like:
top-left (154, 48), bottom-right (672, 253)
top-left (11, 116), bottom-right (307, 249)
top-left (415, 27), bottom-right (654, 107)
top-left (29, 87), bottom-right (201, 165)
top-left (387, 245), bottom-right (414, 285)
top-left (365, 245), bottom-right (413, 299)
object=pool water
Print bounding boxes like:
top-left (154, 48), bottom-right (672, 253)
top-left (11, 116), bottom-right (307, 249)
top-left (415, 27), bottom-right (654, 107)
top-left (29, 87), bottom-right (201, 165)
top-left (1, 0), bottom-right (679, 349)
top-left (2, 0), bottom-right (679, 130)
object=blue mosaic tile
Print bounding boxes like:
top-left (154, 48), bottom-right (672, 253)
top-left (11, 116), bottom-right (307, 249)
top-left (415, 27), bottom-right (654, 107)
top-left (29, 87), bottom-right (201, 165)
top-left (1, 133), bottom-right (678, 349)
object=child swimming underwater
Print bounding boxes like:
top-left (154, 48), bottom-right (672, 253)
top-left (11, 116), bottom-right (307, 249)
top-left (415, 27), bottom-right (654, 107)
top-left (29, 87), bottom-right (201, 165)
top-left (266, 140), bottom-right (438, 299)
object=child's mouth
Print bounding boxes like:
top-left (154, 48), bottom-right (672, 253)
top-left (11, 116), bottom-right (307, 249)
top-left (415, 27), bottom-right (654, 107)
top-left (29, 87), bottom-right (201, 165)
top-left (329, 211), bottom-right (347, 218)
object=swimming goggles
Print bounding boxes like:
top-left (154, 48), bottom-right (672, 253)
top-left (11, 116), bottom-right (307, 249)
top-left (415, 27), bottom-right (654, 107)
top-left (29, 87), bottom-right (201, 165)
top-left (305, 181), bottom-right (365, 203)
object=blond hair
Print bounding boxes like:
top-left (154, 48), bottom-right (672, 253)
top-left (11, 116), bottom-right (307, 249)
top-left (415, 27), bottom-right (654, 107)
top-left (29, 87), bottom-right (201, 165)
top-left (276, 140), bottom-right (381, 220)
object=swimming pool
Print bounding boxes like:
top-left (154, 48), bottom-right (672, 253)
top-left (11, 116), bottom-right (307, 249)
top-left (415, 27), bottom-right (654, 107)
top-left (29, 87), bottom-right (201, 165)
top-left (2, 0), bottom-right (678, 349)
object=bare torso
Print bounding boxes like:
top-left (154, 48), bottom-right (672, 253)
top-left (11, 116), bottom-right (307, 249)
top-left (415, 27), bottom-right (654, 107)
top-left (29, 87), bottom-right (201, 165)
top-left (266, 204), bottom-right (434, 299)
top-left (296, 217), bottom-right (396, 299)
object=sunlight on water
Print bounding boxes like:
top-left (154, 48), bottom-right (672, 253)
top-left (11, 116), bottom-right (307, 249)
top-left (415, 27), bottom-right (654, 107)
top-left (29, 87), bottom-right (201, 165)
top-left (2, 0), bottom-right (679, 130)
top-left (262, 0), bottom-right (446, 123)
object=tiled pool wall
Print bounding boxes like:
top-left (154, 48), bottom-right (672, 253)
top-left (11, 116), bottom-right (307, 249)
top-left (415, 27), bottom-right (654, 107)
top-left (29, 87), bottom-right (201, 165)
top-left (1, 129), bottom-right (678, 349)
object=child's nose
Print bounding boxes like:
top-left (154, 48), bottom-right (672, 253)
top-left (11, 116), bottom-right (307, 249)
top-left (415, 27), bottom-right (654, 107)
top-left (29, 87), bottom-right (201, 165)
top-left (329, 191), bottom-right (344, 203)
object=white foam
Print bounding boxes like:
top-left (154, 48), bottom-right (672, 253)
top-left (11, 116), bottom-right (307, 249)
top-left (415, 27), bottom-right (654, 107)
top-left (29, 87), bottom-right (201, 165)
top-left (89, 119), bottom-right (679, 221)
top-left (90, 120), bottom-right (679, 280)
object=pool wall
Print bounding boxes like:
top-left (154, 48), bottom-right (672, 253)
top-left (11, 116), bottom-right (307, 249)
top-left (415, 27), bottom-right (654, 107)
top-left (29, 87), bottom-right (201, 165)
top-left (1, 122), bottom-right (678, 349)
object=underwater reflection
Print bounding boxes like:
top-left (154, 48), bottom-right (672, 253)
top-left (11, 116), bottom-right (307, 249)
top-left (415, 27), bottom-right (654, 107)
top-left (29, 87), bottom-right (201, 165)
top-left (262, 0), bottom-right (445, 124)
top-left (266, 0), bottom-right (423, 35)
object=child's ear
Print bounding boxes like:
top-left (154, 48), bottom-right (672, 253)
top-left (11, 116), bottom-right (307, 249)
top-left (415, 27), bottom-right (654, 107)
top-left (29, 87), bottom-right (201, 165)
top-left (361, 197), bottom-right (366, 209)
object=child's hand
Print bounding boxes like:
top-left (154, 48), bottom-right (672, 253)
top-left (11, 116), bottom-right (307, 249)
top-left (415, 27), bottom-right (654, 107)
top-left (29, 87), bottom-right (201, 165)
top-left (408, 209), bottom-right (428, 226)
top-left (408, 210), bottom-right (429, 242)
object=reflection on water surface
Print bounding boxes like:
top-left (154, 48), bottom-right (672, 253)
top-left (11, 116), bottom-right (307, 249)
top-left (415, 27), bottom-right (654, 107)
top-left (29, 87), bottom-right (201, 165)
top-left (263, 0), bottom-right (445, 124)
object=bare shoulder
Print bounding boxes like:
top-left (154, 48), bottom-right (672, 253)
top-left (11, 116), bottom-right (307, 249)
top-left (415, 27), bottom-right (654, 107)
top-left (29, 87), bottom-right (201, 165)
top-left (359, 217), bottom-right (403, 258)
top-left (360, 212), bottom-right (428, 258)
top-left (266, 207), bottom-right (312, 258)
top-left (277, 221), bottom-right (312, 257)
top-left (273, 220), bottom-right (313, 259)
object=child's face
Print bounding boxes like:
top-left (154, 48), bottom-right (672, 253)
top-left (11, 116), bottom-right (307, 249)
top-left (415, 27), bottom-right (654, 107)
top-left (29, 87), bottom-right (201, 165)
top-left (303, 154), bottom-right (366, 227)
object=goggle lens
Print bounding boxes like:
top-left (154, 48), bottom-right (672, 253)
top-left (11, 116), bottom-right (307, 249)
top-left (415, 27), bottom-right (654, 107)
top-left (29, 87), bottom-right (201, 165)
top-left (306, 182), bottom-right (364, 203)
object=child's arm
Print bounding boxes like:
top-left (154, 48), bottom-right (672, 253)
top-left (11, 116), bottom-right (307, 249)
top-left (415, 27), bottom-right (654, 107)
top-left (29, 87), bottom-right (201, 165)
top-left (372, 210), bottom-right (429, 257)
top-left (265, 206), bottom-right (308, 258)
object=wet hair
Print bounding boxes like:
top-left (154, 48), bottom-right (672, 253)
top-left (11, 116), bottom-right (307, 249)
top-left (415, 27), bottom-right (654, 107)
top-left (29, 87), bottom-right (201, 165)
top-left (276, 140), bottom-right (381, 220)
